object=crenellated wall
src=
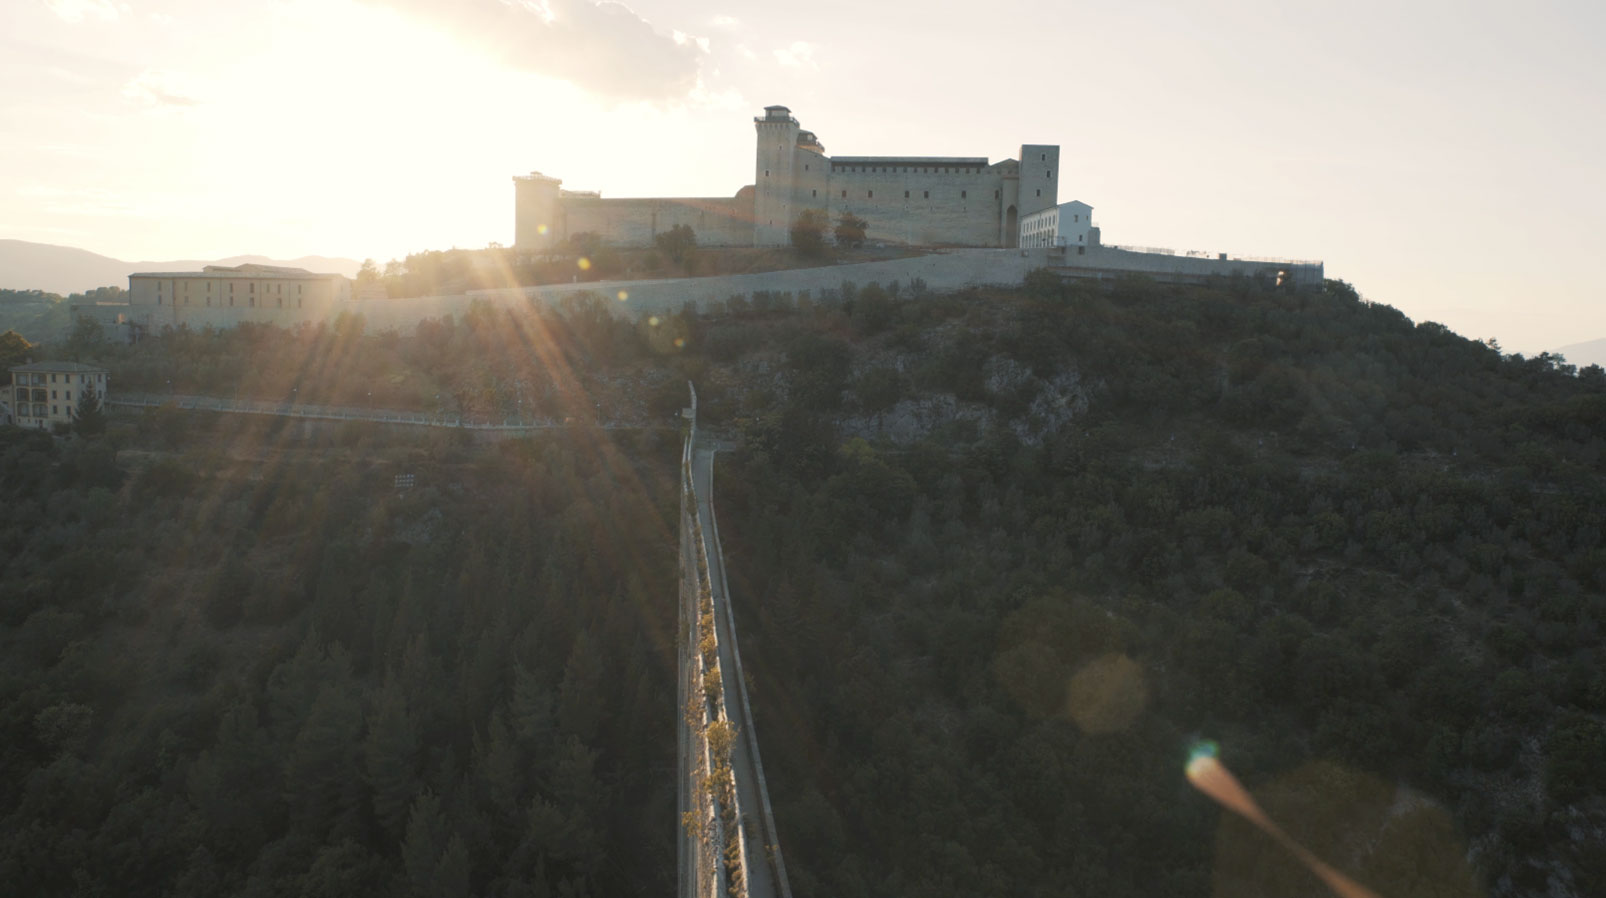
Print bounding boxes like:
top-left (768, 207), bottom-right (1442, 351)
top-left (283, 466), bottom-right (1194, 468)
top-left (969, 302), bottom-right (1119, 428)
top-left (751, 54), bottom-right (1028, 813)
top-left (562, 195), bottom-right (754, 248)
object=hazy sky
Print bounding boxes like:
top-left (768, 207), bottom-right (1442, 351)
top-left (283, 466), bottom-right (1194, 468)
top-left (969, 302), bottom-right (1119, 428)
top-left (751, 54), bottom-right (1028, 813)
top-left (3, 0), bottom-right (1602, 353)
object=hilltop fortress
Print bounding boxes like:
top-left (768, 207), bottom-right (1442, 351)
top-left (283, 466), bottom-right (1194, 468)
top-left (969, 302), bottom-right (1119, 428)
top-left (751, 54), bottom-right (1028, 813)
top-left (101, 105), bottom-right (1321, 337)
top-left (515, 105), bottom-right (1058, 250)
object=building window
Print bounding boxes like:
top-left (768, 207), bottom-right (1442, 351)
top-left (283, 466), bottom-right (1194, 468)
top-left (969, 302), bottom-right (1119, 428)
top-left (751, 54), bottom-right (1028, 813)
top-left (249, 297), bottom-right (254, 307)
top-left (995, 190), bottom-right (1000, 199)
top-left (961, 191), bottom-right (967, 199)
top-left (923, 191), bottom-right (929, 199)
top-left (249, 284), bottom-right (254, 293)
top-left (277, 298), bottom-right (283, 308)
top-left (1036, 189), bottom-right (1041, 197)
top-left (157, 295), bottom-right (162, 305)
top-left (868, 190), bottom-right (873, 198)
top-left (765, 170), bottom-right (769, 177)
top-left (51, 390), bottom-right (57, 399)
top-left (812, 189), bottom-right (817, 197)
top-left (1041, 153), bottom-right (1046, 161)
top-left (298, 298), bottom-right (303, 308)
top-left (841, 190), bottom-right (846, 198)
top-left (904, 190), bottom-right (909, 198)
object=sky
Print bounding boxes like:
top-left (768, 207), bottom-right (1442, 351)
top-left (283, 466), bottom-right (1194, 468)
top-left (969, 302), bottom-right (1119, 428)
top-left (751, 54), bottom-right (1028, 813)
top-left (3, 0), bottom-right (1603, 354)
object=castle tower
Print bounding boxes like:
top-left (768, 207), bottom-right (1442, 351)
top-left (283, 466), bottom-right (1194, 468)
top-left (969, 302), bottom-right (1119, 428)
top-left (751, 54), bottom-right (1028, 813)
top-left (513, 172), bottom-right (562, 251)
top-left (753, 106), bottom-right (801, 246)
top-left (1018, 144), bottom-right (1060, 218)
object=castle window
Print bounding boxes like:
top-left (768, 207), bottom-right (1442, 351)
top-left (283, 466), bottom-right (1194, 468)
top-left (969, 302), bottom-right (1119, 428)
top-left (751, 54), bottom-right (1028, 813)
top-left (868, 190), bottom-right (873, 198)
top-left (249, 297), bottom-right (254, 307)
top-left (812, 189), bottom-right (817, 197)
top-left (1041, 153), bottom-right (1046, 161)
top-left (277, 298), bottom-right (283, 307)
top-left (765, 170), bottom-right (769, 177)
top-left (961, 190), bottom-right (967, 199)
top-left (1036, 189), bottom-right (1041, 197)
top-left (995, 190), bottom-right (1000, 199)
top-left (1048, 170), bottom-right (1052, 178)
top-left (805, 164), bottom-right (808, 171)
top-left (904, 190), bottom-right (909, 198)
top-left (841, 190), bottom-right (846, 198)
top-left (923, 190), bottom-right (929, 199)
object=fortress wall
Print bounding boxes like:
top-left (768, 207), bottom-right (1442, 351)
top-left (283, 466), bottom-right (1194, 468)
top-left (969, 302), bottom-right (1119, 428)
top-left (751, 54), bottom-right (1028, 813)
top-left (1059, 246), bottom-right (1324, 285)
top-left (562, 197), bottom-right (753, 247)
top-left (341, 248), bottom-right (1056, 332)
top-left (791, 148), bottom-right (831, 219)
top-left (824, 166), bottom-right (1011, 246)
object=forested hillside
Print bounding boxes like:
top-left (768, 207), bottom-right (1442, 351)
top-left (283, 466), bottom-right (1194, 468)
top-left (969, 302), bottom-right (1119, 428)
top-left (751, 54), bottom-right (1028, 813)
top-left (0, 414), bottom-right (681, 896)
top-left (3, 272), bottom-right (1602, 897)
top-left (695, 276), bottom-right (1606, 898)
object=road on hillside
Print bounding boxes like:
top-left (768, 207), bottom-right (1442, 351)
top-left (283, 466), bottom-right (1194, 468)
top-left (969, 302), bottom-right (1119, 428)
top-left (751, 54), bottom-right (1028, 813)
top-left (692, 446), bottom-right (787, 898)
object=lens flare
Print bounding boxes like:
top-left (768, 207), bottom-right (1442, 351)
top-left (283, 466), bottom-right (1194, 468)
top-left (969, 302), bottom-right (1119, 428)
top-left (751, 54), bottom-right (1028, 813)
top-left (577, 257), bottom-right (591, 271)
top-left (1187, 744), bottom-right (1385, 898)
top-left (649, 316), bottom-right (661, 327)
top-left (617, 290), bottom-right (629, 301)
top-left (536, 224), bottom-right (549, 235)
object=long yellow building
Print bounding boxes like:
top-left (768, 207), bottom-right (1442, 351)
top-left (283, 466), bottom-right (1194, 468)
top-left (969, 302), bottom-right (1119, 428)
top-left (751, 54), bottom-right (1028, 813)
top-left (126, 263), bottom-right (351, 331)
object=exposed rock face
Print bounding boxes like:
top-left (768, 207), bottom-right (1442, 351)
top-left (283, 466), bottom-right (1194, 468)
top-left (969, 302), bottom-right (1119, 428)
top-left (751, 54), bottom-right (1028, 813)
top-left (839, 356), bottom-right (1092, 446)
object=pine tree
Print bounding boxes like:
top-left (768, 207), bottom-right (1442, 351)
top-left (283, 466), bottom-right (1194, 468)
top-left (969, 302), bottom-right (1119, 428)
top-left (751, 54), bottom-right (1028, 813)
top-left (364, 680), bottom-right (420, 839)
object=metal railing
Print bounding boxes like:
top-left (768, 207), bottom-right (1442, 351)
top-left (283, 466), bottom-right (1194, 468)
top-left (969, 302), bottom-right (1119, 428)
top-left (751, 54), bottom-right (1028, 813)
top-left (106, 392), bottom-right (668, 432)
top-left (1107, 244), bottom-right (1322, 267)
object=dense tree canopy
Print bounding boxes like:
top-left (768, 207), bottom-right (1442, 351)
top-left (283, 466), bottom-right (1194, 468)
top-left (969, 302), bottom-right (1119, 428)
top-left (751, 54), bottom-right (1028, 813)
top-left (4, 271), bottom-right (1603, 897)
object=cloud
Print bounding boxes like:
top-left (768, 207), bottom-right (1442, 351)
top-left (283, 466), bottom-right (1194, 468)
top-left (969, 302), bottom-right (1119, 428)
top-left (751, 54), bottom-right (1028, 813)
top-left (710, 15), bottom-right (738, 29)
top-left (44, 0), bottom-right (128, 24)
top-left (123, 70), bottom-right (202, 107)
top-left (773, 41), bottom-right (817, 69)
top-left (384, 0), bottom-right (703, 102)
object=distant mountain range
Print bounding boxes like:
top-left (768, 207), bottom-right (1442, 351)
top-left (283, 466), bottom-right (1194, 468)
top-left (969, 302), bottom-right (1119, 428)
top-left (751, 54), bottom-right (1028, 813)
top-left (1554, 337), bottom-right (1606, 370)
top-left (0, 239), bottom-right (361, 296)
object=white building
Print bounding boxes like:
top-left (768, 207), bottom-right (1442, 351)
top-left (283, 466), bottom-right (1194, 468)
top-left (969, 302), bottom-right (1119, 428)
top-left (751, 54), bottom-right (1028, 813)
top-left (1019, 201), bottom-right (1094, 251)
top-left (8, 361), bottom-right (108, 431)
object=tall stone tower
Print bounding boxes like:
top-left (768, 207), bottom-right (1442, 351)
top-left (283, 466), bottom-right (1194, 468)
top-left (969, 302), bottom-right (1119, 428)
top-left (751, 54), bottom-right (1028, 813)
top-left (753, 106), bottom-right (801, 246)
top-left (513, 172), bottom-right (562, 251)
top-left (1017, 144), bottom-right (1060, 217)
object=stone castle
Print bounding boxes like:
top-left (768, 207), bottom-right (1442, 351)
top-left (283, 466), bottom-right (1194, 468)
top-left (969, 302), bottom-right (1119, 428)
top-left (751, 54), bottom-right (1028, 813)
top-left (514, 105), bottom-right (1059, 251)
top-left (96, 105), bottom-right (1321, 339)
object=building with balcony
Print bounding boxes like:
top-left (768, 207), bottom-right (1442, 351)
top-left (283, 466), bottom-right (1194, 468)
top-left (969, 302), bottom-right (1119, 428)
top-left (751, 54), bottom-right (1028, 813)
top-left (7, 361), bottom-right (108, 431)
